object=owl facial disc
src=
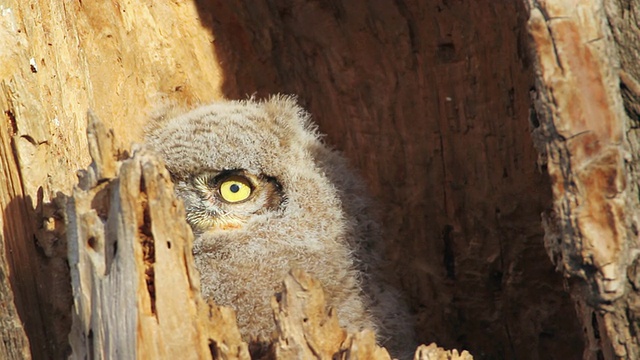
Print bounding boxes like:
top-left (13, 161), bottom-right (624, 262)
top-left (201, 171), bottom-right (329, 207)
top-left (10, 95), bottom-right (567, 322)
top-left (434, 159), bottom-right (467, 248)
top-left (179, 169), bottom-right (283, 234)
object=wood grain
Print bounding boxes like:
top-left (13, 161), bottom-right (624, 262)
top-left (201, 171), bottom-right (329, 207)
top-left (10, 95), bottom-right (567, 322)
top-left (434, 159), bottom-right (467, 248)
top-left (66, 112), bottom-right (248, 359)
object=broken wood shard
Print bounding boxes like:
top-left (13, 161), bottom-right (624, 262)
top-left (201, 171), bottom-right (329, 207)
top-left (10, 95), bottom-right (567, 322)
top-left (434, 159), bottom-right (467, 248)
top-left (341, 330), bottom-right (391, 360)
top-left (200, 304), bottom-right (250, 360)
top-left (271, 268), bottom-right (351, 359)
top-left (413, 343), bottom-right (473, 360)
top-left (66, 112), bottom-right (248, 359)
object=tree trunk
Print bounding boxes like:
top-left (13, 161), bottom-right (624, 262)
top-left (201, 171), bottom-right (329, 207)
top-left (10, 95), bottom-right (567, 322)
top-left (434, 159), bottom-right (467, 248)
top-left (0, 0), bottom-right (609, 359)
top-left (525, 0), bottom-right (640, 359)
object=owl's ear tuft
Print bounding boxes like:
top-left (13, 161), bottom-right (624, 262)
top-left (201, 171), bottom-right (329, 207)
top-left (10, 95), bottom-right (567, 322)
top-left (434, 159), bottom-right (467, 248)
top-left (262, 94), bottom-right (318, 136)
top-left (144, 95), bottom-right (195, 137)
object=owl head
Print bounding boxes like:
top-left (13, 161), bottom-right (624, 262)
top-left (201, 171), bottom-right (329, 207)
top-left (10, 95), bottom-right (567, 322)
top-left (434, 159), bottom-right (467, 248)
top-left (144, 95), bottom-right (347, 241)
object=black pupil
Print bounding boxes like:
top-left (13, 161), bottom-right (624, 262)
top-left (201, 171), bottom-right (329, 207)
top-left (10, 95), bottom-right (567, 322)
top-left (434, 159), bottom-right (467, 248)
top-left (230, 184), bottom-right (240, 193)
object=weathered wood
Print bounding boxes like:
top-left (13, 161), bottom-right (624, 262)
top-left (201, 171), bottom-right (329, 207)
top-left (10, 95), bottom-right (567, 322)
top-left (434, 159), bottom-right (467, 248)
top-left (413, 344), bottom-right (473, 360)
top-left (0, 236), bottom-right (30, 360)
top-left (66, 113), bottom-right (248, 359)
top-left (527, 0), bottom-right (626, 300)
top-left (271, 268), bottom-right (392, 360)
top-left (271, 268), bottom-right (351, 359)
top-left (526, 0), bottom-right (640, 358)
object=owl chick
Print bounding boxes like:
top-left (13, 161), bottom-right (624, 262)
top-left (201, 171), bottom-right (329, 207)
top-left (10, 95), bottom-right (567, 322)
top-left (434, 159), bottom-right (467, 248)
top-left (145, 95), bottom-right (415, 358)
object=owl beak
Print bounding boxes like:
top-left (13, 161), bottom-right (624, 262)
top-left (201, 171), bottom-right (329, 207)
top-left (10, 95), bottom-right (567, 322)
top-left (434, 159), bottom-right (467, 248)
top-left (202, 203), bottom-right (246, 232)
top-left (217, 223), bottom-right (243, 230)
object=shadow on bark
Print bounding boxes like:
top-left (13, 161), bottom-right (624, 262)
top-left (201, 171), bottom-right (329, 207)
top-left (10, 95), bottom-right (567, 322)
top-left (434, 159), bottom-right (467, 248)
top-left (2, 191), bottom-right (71, 360)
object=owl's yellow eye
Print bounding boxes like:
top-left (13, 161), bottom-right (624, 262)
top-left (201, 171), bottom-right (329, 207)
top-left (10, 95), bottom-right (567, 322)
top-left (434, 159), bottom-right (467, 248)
top-left (219, 176), bottom-right (253, 203)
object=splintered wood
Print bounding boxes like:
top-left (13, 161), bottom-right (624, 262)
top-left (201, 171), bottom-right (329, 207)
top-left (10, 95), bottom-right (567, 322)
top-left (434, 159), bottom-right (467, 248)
top-left (271, 268), bottom-right (351, 359)
top-left (272, 268), bottom-right (394, 360)
top-left (413, 344), bottom-right (473, 360)
top-left (65, 113), bottom-right (470, 359)
top-left (66, 112), bottom-right (247, 359)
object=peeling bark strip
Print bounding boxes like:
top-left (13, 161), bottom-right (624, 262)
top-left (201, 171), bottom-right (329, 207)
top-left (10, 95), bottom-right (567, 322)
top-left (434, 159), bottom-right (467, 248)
top-left (528, 0), bottom-right (627, 300)
top-left (64, 114), bottom-right (470, 360)
top-left (526, 0), bottom-right (640, 359)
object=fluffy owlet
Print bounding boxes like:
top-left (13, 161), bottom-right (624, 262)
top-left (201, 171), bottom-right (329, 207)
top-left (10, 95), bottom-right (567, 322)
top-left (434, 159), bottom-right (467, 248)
top-left (145, 95), bottom-right (415, 357)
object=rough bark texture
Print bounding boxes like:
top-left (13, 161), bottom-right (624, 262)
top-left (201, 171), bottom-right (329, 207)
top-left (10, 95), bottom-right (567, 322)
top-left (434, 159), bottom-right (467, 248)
top-left (66, 113), bottom-right (250, 359)
top-left (0, 0), bottom-right (592, 359)
top-left (0, 236), bottom-right (30, 359)
top-left (526, 0), bottom-right (640, 359)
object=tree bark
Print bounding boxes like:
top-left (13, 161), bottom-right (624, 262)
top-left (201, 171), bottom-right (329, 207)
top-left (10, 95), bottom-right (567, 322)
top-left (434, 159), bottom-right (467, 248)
top-left (65, 112), bottom-right (250, 360)
top-left (0, 234), bottom-right (30, 359)
top-left (525, 0), bottom-right (640, 359)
